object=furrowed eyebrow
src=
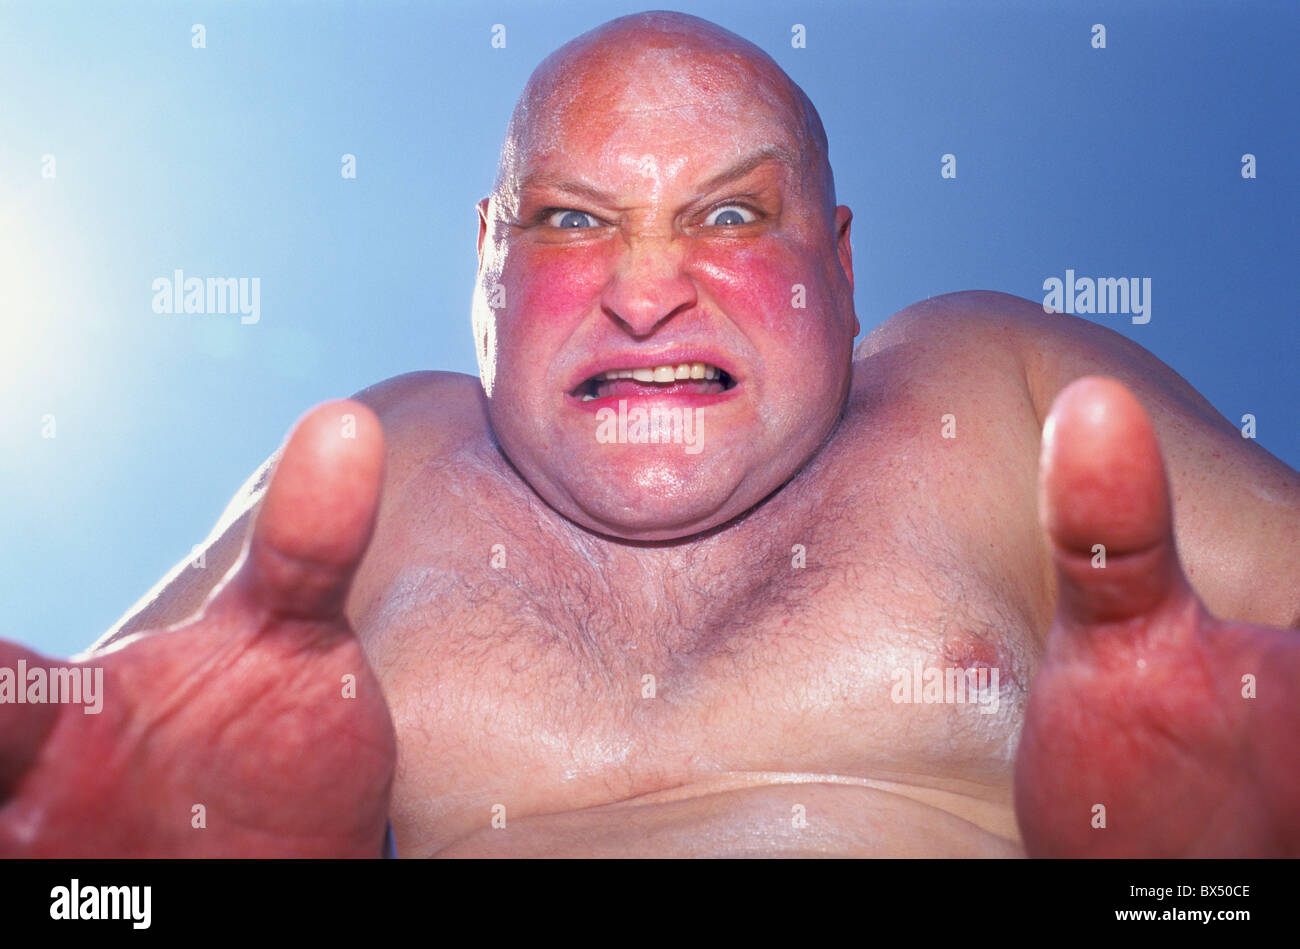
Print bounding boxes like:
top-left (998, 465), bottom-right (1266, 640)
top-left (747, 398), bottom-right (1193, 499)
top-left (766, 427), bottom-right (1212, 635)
top-left (515, 145), bottom-right (797, 210)
top-left (517, 175), bottom-right (618, 208)
top-left (693, 145), bottom-right (797, 198)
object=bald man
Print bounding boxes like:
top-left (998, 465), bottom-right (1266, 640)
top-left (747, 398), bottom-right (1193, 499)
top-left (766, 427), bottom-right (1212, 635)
top-left (2, 12), bottom-right (1297, 858)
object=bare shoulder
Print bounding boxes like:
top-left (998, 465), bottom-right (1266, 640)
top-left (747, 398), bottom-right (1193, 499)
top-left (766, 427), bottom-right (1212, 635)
top-left (856, 289), bottom-right (1047, 362)
top-left (852, 290), bottom-right (1043, 419)
top-left (841, 293), bottom-right (1054, 634)
top-left (92, 371), bottom-right (492, 651)
top-left (350, 370), bottom-right (494, 479)
top-left (352, 370), bottom-right (489, 440)
top-left (858, 289), bottom-right (1244, 435)
top-left (337, 371), bottom-right (513, 634)
top-left (856, 290), bottom-right (1300, 628)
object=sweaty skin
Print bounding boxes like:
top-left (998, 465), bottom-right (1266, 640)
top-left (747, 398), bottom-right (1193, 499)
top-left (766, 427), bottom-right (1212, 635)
top-left (9, 13), bottom-right (1298, 857)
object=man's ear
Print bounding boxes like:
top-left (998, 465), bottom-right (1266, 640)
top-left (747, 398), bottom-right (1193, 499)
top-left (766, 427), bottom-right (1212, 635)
top-left (476, 197), bottom-right (491, 271)
top-left (834, 205), bottom-right (854, 294)
top-left (834, 206), bottom-right (859, 337)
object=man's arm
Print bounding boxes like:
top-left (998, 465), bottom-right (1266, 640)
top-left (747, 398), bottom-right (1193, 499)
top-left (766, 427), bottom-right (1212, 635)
top-left (3, 401), bottom-right (397, 857)
top-left (88, 454), bottom-right (276, 652)
top-left (914, 290), bottom-right (1300, 629)
top-left (89, 370), bottom-right (475, 653)
top-left (1017, 298), bottom-right (1300, 629)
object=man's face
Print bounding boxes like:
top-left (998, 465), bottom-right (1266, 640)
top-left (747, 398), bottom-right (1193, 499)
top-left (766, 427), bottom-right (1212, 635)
top-left (474, 45), bottom-right (857, 541)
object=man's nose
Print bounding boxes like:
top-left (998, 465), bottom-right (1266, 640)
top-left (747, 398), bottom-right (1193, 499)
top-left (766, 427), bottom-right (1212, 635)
top-left (600, 234), bottom-right (697, 337)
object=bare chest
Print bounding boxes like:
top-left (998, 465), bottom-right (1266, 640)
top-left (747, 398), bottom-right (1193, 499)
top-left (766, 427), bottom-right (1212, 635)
top-left (351, 431), bottom-right (1041, 851)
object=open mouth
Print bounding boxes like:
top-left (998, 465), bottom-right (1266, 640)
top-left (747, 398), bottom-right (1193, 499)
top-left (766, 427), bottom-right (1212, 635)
top-left (572, 362), bottom-right (737, 401)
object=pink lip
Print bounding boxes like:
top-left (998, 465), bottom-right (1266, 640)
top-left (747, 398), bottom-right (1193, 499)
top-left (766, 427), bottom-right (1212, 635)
top-left (564, 346), bottom-right (742, 396)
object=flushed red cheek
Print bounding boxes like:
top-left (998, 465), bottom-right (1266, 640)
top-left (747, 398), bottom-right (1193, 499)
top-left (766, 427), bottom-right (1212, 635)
top-left (498, 237), bottom-right (835, 355)
top-left (690, 240), bottom-right (830, 338)
top-left (507, 245), bottom-right (613, 332)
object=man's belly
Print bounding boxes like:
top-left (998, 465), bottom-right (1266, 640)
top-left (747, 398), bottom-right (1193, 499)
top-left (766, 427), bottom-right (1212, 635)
top-left (432, 773), bottom-right (1022, 857)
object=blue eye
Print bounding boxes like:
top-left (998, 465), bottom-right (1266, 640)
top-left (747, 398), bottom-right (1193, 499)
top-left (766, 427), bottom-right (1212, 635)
top-left (549, 209), bottom-right (598, 228)
top-left (706, 206), bottom-right (755, 226)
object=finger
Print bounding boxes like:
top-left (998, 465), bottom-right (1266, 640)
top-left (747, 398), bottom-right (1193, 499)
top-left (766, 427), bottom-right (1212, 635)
top-left (1039, 376), bottom-right (1196, 632)
top-left (0, 641), bottom-right (61, 798)
top-left (231, 400), bottom-right (385, 625)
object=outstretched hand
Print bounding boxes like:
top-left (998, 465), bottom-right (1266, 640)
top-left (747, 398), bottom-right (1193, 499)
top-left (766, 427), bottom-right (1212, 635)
top-left (0, 401), bottom-right (395, 857)
top-left (1016, 377), bottom-right (1299, 856)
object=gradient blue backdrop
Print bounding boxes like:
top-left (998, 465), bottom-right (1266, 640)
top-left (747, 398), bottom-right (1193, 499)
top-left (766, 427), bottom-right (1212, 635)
top-left (2, 0), bottom-right (1296, 658)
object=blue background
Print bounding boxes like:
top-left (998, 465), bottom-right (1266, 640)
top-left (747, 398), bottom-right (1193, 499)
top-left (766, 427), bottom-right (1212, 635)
top-left (2, 0), bottom-right (1295, 658)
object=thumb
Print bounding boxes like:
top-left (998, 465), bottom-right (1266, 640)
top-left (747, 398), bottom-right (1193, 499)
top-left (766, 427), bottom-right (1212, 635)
top-left (1039, 376), bottom-right (1196, 632)
top-left (0, 641), bottom-right (61, 798)
top-left (233, 400), bottom-right (385, 624)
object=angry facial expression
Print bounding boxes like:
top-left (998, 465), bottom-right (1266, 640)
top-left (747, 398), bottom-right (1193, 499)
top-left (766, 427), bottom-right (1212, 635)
top-left (474, 33), bottom-right (857, 541)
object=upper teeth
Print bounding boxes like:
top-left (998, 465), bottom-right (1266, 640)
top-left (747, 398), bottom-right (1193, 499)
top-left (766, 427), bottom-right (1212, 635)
top-left (600, 362), bottom-right (720, 382)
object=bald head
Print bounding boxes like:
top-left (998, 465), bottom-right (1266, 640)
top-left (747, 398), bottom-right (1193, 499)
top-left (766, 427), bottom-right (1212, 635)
top-left (471, 11), bottom-right (858, 541)
top-left (492, 11), bottom-right (834, 216)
